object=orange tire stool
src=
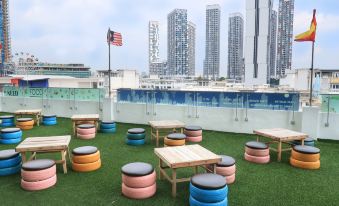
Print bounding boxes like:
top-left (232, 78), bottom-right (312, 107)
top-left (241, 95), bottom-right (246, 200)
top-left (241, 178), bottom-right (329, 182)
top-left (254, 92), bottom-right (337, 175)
top-left (290, 145), bottom-right (320, 170)
top-left (121, 162), bottom-right (156, 199)
top-left (164, 133), bottom-right (186, 146)
top-left (16, 118), bottom-right (34, 130)
top-left (72, 146), bottom-right (101, 172)
top-left (21, 159), bottom-right (57, 191)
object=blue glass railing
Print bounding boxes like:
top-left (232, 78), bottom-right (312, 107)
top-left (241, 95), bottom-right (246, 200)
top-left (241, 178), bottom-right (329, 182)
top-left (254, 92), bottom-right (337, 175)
top-left (117, 89), bottom-right (300, 111)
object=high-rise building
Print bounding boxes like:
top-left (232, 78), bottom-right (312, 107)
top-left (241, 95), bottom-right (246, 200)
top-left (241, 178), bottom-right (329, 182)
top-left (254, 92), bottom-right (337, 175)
top-left (227, 13), bottom-right (244, 81)
top-left (148, 21), bottom-right (161, 76)
top-left (244, 0), bottom-right (273, 86)
top-left (276, 0), bottom-right (294, 77)
top-left (187, 21), bottom-right (196, 76)
top-left (0, 0), bottom-right (12, 74)
top-left (167, 9), bottom-right (188, 77)
top-left (269, 10), bottom-right (277, 78)
top-left (204, 4), bottom-right (221, 80)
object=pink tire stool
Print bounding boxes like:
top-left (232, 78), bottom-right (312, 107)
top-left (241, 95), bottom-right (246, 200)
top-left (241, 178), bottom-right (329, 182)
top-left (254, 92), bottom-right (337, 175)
top-left (216, 155), bottom-right (236, 185)
top-left (77, 133), bottom-right (96, 140)
top-left (121, 162), bottom-right (156, 199)
top-left (21, 174), bottom-right (57, 191)
top-left (21, 159), bottom-right (57, 191)
top-left (76, 124), bottom-right (96, 139)
top-left (216, 164), bottom-right (236, 176)
top-left (122, 183), bottom-right (156, 199)
top-left (76, 127), bottom-right (96, 135)
top-left (184, 126), bottom-right (203, 143)
top-left (186, 135), bottom-right (202, 143)
top-left (225, 173), bottom-right (235, 184)
top-left (245, 147), bottom-right (269, 157)
top-left (244, 153), bottom-right (270, 164)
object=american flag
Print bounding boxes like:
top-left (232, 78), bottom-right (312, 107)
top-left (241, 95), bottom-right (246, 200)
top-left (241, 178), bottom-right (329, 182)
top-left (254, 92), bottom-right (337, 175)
top-left (107, 29), bottom-right (122, 46)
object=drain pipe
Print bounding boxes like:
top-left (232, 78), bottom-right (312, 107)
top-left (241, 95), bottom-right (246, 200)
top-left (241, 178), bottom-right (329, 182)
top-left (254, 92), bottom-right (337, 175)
top-left (235, 94), bottom-right (239, 121)
top-left (290, 101), bottom-right (295, 125)
top-left (244, 93), bottom-right (248, 122)
top-left (325, 95), bottom-right (330, 127)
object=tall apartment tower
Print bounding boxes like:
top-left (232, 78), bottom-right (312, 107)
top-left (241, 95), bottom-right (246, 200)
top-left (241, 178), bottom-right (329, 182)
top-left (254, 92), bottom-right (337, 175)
top-left (167, 9), bottom-right (188, 77)
top-left (203, 4), bottom-right (221, 80)
top-left (0, 0), bottom-right (12, 73)
top-left (227, 13), bottom-right (244, 81)
top-left (276, 0), bottom-right (294, 77)
top-left (269, 10), bottom-right (277, 78)
top-left (148, 21), bottom-right (161, 75)
top-left (244, 0), bottom-right (273, 86)
top-left (187, 21), bottom-right (196, 76)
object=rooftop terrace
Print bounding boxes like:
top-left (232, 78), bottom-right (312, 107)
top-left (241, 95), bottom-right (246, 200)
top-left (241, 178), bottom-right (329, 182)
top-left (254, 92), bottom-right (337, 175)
top-left (0, 115), bottom-right (338, 205)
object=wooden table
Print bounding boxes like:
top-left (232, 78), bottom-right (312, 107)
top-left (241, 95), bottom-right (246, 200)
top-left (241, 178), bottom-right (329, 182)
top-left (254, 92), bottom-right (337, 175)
top-left (254, 128), bottom-right (308, 162)
top-left (154, 144), bottom-right (221, 197)
top-left (71, 114), bottom-right (100, 136)
top-left (14, 109), bottom-right (42, 126)
top-left (149, 120), bottom-right (185, 147)
top-left (15, 135), bottom-right (71, 174)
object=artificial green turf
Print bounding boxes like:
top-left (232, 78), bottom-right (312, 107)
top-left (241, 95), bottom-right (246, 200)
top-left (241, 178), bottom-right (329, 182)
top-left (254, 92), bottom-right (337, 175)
top-left (0, 116), bottom-right (339, 206)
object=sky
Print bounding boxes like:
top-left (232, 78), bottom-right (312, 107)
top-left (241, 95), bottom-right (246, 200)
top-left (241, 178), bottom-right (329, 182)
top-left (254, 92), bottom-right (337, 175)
top-left (9, 0), bottom-right (339, 76)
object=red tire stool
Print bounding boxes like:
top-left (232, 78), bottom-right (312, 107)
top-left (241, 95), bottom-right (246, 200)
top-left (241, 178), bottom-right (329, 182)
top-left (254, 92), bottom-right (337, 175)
top-left (21, 159), bottom-right (57, 191)
top-left (184, 125), bottom-right (203, 143)
top-left (72, 146), bottom-right (101, 172)
top-left (164, 133), bottom-right (186, 146)
top-left (121, 162), bottom-right (156, 199)
top-left (76, 124), bottom-right (96, 140)
top-left (244, 141), bottom-right (270, 164)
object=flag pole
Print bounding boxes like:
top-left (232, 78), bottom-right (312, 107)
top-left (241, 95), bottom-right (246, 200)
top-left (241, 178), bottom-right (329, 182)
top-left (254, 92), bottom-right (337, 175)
top-left (309, 41), bottom-right (315, 106)
top-left (108, 28), bottom-right (111, 98)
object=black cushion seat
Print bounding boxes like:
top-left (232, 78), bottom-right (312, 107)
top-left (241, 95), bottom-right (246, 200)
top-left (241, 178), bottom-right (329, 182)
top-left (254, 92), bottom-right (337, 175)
top-left (167, 133), bottom-right (186, 140)
top-left (1, 128), bottom-right (21, 133)
top-left (293, 145), bottom-right (320, 154)
top-left (217, 155), bottom-right (236, 167)
top-left (127, 128), bottom-right (145, 134)
top-left (17, 118), bottom-right (33, 122)
top-left (121, 162), bottom-right (154, 177)
top-left (0, 115), bottom-right (14, 119)
top-left (101, 121), bottom-right (115, 124)
top-left (43, 114), bottom-right (56, 118)
top-left (22, 159), bottom-right (55, 171)
top-left (0, 149), bottom-right (19, 160)
top-left (191, 173), bottom-right (226, 190)
top-left (72, 146), bottom-right (98, 155)
top-left (77, 124), bottom-right (95, 129)
top-left (185, 125), bottom-right (202, 131)
top-left (245, 141), bottom-right (268, 150)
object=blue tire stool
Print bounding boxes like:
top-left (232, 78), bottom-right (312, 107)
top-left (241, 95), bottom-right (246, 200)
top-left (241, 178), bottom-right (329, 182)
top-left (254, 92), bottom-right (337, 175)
top-left (0, 128), bottom-right (22, 145)
top-left (292, 137), bottom-right (315, 147)
top-left (189, 173), bottom-right (228, 206)
top-left (100, 121), bottom-right (116, 133)
top-left (0, 149), bottom-right (22, 176)
top-left (0, 115), bottom-right (15, 127)
top-left (126, 128), bottom-right (145, 146)
top-left (42, 115), bottom-right (57, 126)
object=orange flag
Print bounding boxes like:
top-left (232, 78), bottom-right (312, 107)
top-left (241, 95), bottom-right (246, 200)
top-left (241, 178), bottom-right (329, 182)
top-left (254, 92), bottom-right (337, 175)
top-left (295, 9), bottom-right (317, 42)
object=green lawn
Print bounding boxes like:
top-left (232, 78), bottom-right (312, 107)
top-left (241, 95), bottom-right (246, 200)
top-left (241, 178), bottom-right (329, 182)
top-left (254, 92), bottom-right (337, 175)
top-left (0, 116), bottom-right (338, 206)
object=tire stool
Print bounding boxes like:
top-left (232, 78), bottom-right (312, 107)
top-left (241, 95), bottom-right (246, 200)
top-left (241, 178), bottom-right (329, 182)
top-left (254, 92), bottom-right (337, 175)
top-left (292, 137), bottom-right (315, 147)
top-left (0, 115), bottom-right (15, 127)
top-left (100, 121), bottom-right (116, 133)
top-left (164, 133), bottom-right (186, 146)
top-left (190, 173), bottom-right (228, 206)
top-left (16, 118), bottom-right (34, 130)
top-left (121, 162), bottom-right (156, 199)
top-left (184, 126), bottom-right (202, 142)
top-left (290, 145), bottom-right (320, 170)
top-left (244, 141), bottom-right (270, 164)
top-left (77, 124), bottom-right (96, 139)
top-left (21, 159), bottom-right (57, 191)
top-left (42, 115), bottom-right (57, 126)
top-left (0, 128), bottom-right (22, 144)
top-left (0, 149), bottom-right (22, 176)
top-left (72, 146), bottom-right (101, 172)
top-left (126, 128), bottom-right (146, 146)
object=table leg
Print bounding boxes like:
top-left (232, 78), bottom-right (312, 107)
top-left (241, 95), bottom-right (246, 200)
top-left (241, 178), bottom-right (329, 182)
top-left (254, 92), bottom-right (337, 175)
top-left (156, 129), bottom-right (159, 147)
top-left (278, 141), bottom-right (282, 162)
top-left (301, 139), bottom-right (305, 146)
top-left (194, 166), bottom-right (198, 174)
top-left (159, 158), bottom-right (164, 180)
top-left (213, 164), bottom-right (216, 173)
top-left (181, 128), bottom-right (183, 133)
top-left (73, 121), bottom-right (76, 136)
top-left (21, 152), bottom-right (27, 162)
top-left (257, 136), bottom-right (260, 142)
top-left (61, 150), bottom-right (67, 174)
top-left (95, 120), bottom-right (99, 131)
top-left (172, 168), bottom-right (177, 197)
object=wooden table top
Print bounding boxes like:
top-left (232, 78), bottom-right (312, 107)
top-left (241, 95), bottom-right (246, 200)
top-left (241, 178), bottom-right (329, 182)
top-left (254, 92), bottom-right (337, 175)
top-left (154, 144), bottom-right (221, 168)
top-left (254, 128), bottom-right (308, 141)
top-left (71, 114), bottom-right (99, 120)
top-left (15, 109), bottom-right (42, 114)
top-left (149, 120), bottom-right (185, 129)
top-left (16, 135), bottom-right (71, 152)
